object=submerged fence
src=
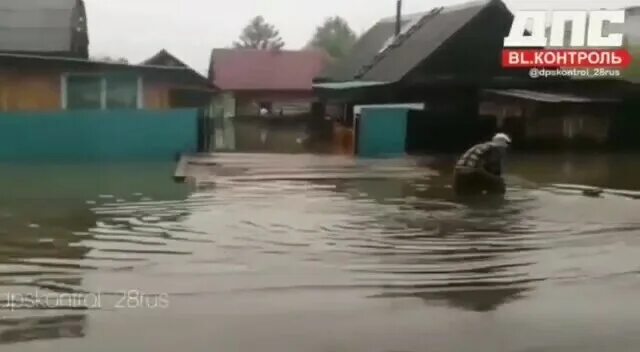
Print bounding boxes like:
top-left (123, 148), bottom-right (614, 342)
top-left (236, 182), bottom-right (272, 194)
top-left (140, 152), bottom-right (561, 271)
top-left (0, 109), bottom-right (200, 162)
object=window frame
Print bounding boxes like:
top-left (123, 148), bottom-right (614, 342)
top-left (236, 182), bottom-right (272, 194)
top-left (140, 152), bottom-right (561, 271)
top-left (61, 73), bottom-right (144, 110)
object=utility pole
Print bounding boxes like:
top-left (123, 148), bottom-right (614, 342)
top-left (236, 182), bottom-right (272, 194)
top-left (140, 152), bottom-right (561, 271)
top-left (395, 0), bottom-right (403, 36)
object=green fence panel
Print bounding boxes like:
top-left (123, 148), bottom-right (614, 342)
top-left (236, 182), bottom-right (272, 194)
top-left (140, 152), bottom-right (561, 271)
top-left (0, 109), bottom-right (199, 161)
top-left (357, 108), bottom-right (408, 157)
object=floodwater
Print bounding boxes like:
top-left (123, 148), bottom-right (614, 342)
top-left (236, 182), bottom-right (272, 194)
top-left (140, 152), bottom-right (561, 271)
top-left (1, 153), bottom-right (640, 352)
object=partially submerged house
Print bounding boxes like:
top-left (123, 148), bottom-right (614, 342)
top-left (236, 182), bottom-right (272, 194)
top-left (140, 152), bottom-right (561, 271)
top-left (141, 49), bottom-right (216, 109)
top-left (479, 90), bottom-right (621, 147)
top-left (210, 48), bottom-right (331, 118)
top-left (0, 0), bottom-right (89, 58)
top-left (0, 53), bottom-right (216, 161)
top-left (315, 0), bottom-right (526, 154)
top-left (480, 5), bottom-right (639, 149)
top-left (0, 1), bottom-right (216, 160)
top-left (315, 0), bottom-right (638, 154)
top-left (0, 53), bottom-right (212, 112)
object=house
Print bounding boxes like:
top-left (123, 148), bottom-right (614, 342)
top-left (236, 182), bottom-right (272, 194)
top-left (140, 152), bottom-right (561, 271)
top-left (479, 89), bottom-right (621, 147)
top-left (141, 49), bottom-right (215, 109)
top-left (0, 1), bottom-right (217, 160)
top-left (0, 53), bottom-right (213, 112)
top-left (315, 0), bottom-right (525, 154)
top-left (0, 0), bottom-right (89, 58)
top-left (477, 6), bottom-right (639, 149)
top-left (314, 0), bottom-right (639, 154)
top-left (209, 48), bottom-right (331, 118)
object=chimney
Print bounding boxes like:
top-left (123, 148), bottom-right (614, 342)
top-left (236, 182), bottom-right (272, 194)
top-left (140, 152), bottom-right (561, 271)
top-left (395, 0), bottom-right (402, 36)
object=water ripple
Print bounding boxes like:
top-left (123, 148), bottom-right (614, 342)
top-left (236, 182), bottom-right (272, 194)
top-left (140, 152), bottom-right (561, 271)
top-left (1, 153), bottom-right (640, 343)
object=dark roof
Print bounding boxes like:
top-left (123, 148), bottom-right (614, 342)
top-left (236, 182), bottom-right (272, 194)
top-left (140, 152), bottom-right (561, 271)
top-left (210, 48), bottom-right (331, 91)
top-left (142, 49), bottom-right (189, 68)
top-left (318, 0), bottom-right (509, 83)
top-left (361, 0), bottom-right (502, 82)
top-left (317, 13), bottom-right (422, 82)
top-left (0, 0), bottom-right (88, 58)
top-left (0, 53), bottom-right (213, 88)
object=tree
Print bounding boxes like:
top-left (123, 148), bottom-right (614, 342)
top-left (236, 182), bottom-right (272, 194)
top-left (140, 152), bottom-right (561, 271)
top-left (307, 17), bottom-right (358, 60)
top-left (233, 16), bottom-right (285, 50)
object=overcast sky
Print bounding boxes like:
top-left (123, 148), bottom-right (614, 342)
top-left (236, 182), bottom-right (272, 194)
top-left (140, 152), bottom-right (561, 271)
top-left (84, 0), bottom-right (639, 73)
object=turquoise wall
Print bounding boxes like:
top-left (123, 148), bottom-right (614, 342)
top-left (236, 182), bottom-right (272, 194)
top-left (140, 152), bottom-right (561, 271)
top-left (357, 108), bottom-right (408, 157)
top-left (0, 109), bottom-right (199, 162)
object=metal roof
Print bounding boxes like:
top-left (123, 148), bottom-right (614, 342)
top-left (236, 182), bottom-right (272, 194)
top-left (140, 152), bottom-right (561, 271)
top-left (317, 16), bottom-right (417, 82)
top-left (0, 0), bottom-right (78, 54)
top-left (317, 0), bottom-right (505, 83)
top-left (483, 89), bottom-right (621, 103)
top-left (357, 0), bottom-right (495, 82)
top-left (210, 49), bottom-right (331, 91)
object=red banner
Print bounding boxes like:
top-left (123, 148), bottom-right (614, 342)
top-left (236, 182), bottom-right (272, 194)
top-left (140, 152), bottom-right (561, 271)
top-left (502, 49), bottom-right (633, 69)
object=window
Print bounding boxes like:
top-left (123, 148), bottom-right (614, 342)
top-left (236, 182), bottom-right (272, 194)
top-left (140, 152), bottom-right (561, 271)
top-left (66, 75), bottom-right (102, 109)
top-left (106, 76), bottom-right (139, 109)
top-left (64, 74), bottom-right (142, 110)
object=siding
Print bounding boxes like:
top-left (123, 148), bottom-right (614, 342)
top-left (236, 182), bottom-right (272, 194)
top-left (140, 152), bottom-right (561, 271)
top-left (526, 115), bottom-right (609, 143)
top-left (144, 83), bottom-right (170, 109)
top-left (0, 71), bottom-right (60, 111)
top-left (0, 70), bottom-right (201, 111)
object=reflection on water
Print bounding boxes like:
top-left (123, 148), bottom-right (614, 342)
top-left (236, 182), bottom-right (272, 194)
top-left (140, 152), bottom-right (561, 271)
top-left (1, 155), bottom-right (640, 351)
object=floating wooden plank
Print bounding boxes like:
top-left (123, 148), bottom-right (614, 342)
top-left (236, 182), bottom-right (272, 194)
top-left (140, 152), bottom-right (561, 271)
top-left (175, 152), bottom-right (438, 185)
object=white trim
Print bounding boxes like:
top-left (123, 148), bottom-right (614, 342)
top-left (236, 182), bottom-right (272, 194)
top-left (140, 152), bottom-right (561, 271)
top-left (60, 74), bottom-right (68, 109)
top-left (62, 73), bottom-right (144, 110)
top-left (137, 76), bottom-right (144, 109)
top-left (100, 77), bottom-right (107, 110)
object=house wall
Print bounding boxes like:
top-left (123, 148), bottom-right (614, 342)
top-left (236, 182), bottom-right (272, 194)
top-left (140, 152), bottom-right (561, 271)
top-left (0, 71), bottom-right (61, 112)
top-left (144, 83), bottom-right (171, 110)
top-left (480, 97), bottom-right (613, 146)
top-left (525, 115), bottom-right (609, 142)
top-left (233, 90), bottom-right (317, 117)
top-left (0, 70), bottom-right (184, 111)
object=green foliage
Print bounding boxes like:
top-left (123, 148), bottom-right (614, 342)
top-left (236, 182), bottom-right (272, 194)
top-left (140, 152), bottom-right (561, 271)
top-left (622, 47), bottom-right (640, 81)
top-left (233, 16), bottom-right (285, 50)
top-left (308, 16), bottom-right (358, 59)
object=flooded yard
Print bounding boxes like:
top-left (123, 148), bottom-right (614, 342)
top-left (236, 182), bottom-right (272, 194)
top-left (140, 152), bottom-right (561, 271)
top-left (1, 153), bottom-right (640, 352)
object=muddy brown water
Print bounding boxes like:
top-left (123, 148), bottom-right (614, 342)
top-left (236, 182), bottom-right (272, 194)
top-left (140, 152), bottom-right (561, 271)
top-left (1, 153), bottom-right (640, 352)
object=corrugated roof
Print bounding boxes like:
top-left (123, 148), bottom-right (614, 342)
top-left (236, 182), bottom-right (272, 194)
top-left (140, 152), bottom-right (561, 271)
top-left (0, 0), bottom-right (79, 54)
top-left (318, 0), bottom-right (504, 83)
top-left (210, 49), bottom-right (331, 91)
top-left (357, 0), bottom-right (495, 82)
top-left (317, 15), bottom-right (420, 82)
top-left (484, 89), bottom-right (621, 103)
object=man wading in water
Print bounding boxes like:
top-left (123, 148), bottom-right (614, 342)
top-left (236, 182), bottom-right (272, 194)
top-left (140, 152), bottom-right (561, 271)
top-left (453, 133), bottom-right (511, 196)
